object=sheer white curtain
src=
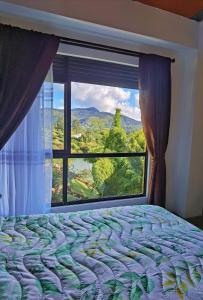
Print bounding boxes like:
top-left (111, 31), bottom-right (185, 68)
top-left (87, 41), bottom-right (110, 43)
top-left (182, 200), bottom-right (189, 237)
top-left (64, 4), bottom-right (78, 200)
top-left (0, 81), bottom-right (53, 216)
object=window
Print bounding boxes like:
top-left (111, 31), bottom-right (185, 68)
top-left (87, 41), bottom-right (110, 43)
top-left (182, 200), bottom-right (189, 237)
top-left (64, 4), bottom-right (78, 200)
top-left (52, 54), bottom-right (148, 205)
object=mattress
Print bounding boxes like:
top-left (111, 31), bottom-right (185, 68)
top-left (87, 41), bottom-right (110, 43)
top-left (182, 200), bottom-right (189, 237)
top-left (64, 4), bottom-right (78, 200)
top-left (0, 205), bottom-right (202, 300)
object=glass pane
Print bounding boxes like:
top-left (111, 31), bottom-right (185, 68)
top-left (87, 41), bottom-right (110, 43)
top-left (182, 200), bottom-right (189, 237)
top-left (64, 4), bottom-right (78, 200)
top-left (53, 83), bottom-right (64, 149)
top-left (71, 82), bottom-right (146, 153)
top-left (52, 159), bottom-right (63, 203)
top-left (67, 157), bottom-right (145, 202)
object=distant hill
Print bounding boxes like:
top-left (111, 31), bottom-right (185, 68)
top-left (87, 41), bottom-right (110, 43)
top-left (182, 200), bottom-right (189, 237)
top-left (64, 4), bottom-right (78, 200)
top-left (53, 107), bottom-right (142, 132)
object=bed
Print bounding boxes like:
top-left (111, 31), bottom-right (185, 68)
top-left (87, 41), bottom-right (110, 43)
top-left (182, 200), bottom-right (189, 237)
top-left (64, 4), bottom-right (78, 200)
top-left (0, 205), bottom-right (202, 299)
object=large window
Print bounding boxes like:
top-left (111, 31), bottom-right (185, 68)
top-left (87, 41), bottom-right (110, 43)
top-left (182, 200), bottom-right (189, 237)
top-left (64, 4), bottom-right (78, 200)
top-left (52, 55), bottom-right (148, 205)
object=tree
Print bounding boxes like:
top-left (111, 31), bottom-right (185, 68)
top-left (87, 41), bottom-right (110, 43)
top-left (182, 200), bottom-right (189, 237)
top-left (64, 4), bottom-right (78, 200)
top-left (102, 157), bottom-right (144, 196)
top-left (92, 158), bottom-right (114, 195)
top-left (87, 117), bottom-right (106, 131)
top-left (105, 108), bottom-right (127, 152)
top-left (113, 108), bottom-right (121, 128)
top-left (52, 159), bottom-right (63, 202)
top-left (53, 117), bottom-right (64, 149)
top-left (127, 129), bottom-right (146, 152)
top-left (55, 117), bottom-right (64, 131)
top-left (94, 109), bottom-right (145, 196)
top-left (72, 119), bottom-right (82, 135)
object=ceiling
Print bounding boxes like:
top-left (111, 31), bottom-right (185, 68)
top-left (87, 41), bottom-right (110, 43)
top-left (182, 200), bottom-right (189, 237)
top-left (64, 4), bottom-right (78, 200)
top-left (134, 0), bottom-right (203, 21)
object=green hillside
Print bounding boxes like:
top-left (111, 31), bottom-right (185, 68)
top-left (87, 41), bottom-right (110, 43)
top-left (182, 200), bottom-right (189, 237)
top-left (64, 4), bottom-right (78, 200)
top-left (53, 107), bottom-right (141, 132)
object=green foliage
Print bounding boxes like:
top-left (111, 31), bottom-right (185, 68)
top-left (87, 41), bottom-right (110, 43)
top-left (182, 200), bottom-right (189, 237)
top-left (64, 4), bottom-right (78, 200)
top-left (105, 108), bottom-right (127, 152)
top-left (53, 117), bottom-right (64, 149)
top-left (105, 127), bottom-right (127, 152)
top-left (69, 179), bottom-right (98, 199)
top-left (127, 129), bottom-right (146, 152)
top-left (72, 119), bottom-right (82, 135)
top-left (92, 158), bottom-right (114, 195)
top-left (52, 108), bottom-right (147, 202)
top-left (52, 159), bottom-right (63, 202)
top-left (87, 117), bottom-right (106, 131)
top-left (113, 108), bottom-right (121, 128)
top-left (102, 157), bottom-right (144, 197)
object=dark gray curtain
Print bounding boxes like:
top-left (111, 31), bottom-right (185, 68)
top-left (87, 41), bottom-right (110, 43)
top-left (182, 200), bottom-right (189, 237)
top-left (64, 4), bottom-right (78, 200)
top-left (0, 24), bottom-right (59, 149)
top-left (139, 54), bottom-right (171, 207)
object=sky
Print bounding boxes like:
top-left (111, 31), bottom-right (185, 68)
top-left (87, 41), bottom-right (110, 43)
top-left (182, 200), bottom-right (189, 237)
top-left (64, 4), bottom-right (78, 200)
top-left (53, 82), bottom-right (141, 121)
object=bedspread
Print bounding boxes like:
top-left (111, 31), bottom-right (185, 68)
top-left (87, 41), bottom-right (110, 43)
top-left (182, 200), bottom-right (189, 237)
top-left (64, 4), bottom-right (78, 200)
top-left (0, 205), bottom-right (203, 299)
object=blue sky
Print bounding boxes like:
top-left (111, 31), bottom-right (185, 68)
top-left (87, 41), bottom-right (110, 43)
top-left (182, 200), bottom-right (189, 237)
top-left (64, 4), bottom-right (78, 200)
top-left (53, 82), bottom-right (141, 121)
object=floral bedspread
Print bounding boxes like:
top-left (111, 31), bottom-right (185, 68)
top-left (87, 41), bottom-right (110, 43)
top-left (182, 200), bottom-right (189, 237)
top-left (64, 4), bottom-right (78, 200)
top-left (0, 205), bottom-right (202, 299)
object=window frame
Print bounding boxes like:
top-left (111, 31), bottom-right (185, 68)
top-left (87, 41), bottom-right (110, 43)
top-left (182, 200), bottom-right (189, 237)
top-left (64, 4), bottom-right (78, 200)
top-left (52, 59), bottom-right (148, 207)
top-left (51, 79), bottom-right (148, 207)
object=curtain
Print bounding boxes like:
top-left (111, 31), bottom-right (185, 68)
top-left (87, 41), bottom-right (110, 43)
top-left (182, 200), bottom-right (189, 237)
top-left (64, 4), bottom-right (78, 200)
top-left (0, 24), bottom-right (59, 149)
top-left (0, 82), bottom-right (53, 216)
top-left (139, 54), bottom-right (171, 207)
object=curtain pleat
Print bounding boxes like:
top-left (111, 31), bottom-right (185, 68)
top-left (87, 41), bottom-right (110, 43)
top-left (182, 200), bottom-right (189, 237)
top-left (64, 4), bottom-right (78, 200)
top-left (139, 54), bottom-right (171, 207)
top-left (0, 24), bottom-right (59, 149)
top-left (0, 82), bottom-right (53, 216)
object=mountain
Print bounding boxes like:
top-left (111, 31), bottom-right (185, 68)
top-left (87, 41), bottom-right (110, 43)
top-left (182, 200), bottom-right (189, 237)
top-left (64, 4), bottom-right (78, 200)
top-left (53, 107), bottom-right (141, 132)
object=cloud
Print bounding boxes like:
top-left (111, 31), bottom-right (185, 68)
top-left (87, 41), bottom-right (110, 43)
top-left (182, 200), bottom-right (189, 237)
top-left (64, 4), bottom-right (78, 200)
top-left (71, 82), bottom-right (141, 121)
top-left (117, 105), bottom-right (141, 121)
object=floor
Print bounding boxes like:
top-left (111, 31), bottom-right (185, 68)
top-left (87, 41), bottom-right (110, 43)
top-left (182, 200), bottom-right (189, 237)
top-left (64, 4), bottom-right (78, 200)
top-left (186, 216), bottom-right (203, 230)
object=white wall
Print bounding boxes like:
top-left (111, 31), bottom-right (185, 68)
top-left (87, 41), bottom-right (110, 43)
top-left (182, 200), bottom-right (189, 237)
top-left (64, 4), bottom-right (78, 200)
top-left (0, 0), bottom-right (202, 217)
top-left (2, 0), bottom-right (198, 48)
top-left (166, 49), bottom-right (198, 217)
top-left (185, 22), bottom-right (203, 217)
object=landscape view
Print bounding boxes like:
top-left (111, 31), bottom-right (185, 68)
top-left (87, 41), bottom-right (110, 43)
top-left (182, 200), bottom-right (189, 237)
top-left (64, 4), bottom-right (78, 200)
top-left (52, 82), bottom-right (146, 203)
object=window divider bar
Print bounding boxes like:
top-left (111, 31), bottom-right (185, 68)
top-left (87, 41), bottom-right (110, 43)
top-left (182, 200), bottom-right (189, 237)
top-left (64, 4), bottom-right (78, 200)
top-left (63, 80), bottom-right (71, 204)
top-left (53, 151), bottom-right (147, 158)
top-left (51, 192), bottom-right (146, 207)
top-left (63, 158), bottom-right (68, 204)
top-left (64, 82), bottom-right (71, 153)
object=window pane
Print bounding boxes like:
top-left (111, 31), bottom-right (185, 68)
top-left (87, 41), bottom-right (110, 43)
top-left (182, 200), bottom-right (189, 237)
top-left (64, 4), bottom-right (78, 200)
top-left (67, 157), bottom-right (145, 202)
top-left (71, 82), bottom-right (146, 153)
top-left (53, 83), bottom-right (64, 149)
top-left (52, 159), bottom-right (63, 203)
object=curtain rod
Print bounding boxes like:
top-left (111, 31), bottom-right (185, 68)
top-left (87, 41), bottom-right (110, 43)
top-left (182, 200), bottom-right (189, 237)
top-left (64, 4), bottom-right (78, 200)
top-left (59, 37), bottom-right (175, 63)
top-left (1, 24), bottom-right (175, 62)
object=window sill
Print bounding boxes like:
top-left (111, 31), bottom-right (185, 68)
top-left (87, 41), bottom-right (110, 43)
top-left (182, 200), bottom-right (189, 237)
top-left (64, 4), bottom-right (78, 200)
top-left (51, 196), bottom-right (148, 213)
